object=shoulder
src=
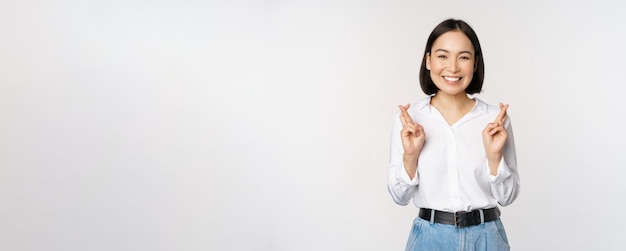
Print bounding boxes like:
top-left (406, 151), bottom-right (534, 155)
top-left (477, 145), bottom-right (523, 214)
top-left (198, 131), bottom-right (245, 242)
top-left (474, 98), bottom-right (513, 125)
top-left (391, 97), bottom-right (431, 124)
top-left (411, 97), bottom-right (431, 112)
top-left (405, 97), bottom-right (431, 119)
top-left (474, 98), bottom-right (500, 115)
top-left (393, 97), bottom-right (431, 115)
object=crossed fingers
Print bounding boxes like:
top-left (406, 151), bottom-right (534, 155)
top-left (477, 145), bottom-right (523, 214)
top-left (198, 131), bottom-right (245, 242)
top-left (398, 104), bottom-right (413, 126)
top-left (494, 103), bottom-right (509, 126)
top-left (486, 103), bottom-right (509, 136)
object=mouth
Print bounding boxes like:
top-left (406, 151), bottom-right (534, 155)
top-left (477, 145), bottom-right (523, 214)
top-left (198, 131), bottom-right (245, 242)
top-left (443, 76), bottom-right (461, 82)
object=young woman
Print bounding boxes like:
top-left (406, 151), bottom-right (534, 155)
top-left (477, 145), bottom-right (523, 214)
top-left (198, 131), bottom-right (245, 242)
top-left (387, 19), bottom-right (520, 250)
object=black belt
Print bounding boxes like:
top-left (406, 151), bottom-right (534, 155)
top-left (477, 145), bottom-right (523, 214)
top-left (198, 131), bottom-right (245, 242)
top-left (419, 207), bottom-right (500, 228)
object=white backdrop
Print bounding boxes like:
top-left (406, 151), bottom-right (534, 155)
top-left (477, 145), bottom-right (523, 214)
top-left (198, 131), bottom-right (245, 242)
top-left (1, 0), bottom-right (625, 250)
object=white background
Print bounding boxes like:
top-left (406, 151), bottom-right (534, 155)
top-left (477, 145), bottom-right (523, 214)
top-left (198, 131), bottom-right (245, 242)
top-left (1, 0), bottom-right (625, 250)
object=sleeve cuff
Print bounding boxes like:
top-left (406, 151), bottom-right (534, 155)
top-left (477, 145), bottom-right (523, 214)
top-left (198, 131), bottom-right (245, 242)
top-left (488, 157), bottom-right (511, 184)
top-left (398, 163), bottom-right (419, 186)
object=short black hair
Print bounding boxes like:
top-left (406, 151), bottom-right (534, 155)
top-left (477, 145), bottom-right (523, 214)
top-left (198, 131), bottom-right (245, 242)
top-left (419, 19), bottom-right (485, 95)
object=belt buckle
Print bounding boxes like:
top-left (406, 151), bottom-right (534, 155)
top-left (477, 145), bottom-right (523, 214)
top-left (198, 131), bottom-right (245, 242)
top-left (454, 211), bottom-right (466, 228)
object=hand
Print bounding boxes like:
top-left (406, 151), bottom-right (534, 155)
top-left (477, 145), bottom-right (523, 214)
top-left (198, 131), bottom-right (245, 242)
top-left (399, 104), bottom-right (425, 157)
top-left (482, 103), bottom-right (509, 158)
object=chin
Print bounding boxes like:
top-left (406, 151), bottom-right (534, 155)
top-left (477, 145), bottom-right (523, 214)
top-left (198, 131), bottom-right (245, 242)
top-left (436, 86), bottom-right (468, 96)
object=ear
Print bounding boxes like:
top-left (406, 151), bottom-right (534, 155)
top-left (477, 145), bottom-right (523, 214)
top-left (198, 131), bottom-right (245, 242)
top-left (426, 53), bottom-right (431, 70)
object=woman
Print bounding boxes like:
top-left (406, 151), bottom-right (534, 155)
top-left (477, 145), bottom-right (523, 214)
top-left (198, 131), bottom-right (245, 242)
top-left (387, 19), bottom-right (520, 250)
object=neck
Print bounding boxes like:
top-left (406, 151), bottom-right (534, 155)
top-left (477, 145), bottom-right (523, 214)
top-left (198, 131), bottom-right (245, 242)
top-left (430, 92), bottom-right (473, 111)
top-left (429, 92), bottom-right (476, 126)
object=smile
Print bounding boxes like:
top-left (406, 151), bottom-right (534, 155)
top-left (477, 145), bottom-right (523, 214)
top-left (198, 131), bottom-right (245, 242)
top-left (443, 76), bottom-right (461, 82)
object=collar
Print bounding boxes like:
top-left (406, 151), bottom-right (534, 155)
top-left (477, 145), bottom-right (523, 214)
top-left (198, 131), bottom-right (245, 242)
top-left (415, 95), bottom-right (489, 115)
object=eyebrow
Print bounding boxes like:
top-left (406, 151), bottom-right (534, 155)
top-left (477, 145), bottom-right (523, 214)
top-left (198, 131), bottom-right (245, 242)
top-left (433, 49), bottom-right (473, 55)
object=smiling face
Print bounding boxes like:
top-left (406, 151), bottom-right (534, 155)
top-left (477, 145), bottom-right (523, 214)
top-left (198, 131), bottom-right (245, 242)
top-left (426, 30), bottom-right (476, 97)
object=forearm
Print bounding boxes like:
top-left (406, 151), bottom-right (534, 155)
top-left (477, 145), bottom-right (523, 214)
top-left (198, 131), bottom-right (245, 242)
top-left (487, 153), bottom-right (502, 176)
top-left (488, 123), bottom-right (520, 206)
top-left (403, 153), bottom-right (418, 179)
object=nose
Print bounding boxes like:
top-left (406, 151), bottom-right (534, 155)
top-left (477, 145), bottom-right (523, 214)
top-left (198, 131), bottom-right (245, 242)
top-left (448, 58), bottom-right (460, 72)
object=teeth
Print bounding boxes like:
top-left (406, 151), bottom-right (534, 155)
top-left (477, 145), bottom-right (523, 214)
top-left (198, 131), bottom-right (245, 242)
top-left (444, 77), bottom-right (460, 81)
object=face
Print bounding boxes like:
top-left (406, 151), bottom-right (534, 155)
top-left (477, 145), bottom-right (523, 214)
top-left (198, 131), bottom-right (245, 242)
top-left (426, 30), bottom-right (476, 97)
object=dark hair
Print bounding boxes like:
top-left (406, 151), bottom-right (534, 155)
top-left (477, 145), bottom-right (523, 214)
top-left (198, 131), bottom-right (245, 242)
top-left (419, 19), bottom-right (485, 95)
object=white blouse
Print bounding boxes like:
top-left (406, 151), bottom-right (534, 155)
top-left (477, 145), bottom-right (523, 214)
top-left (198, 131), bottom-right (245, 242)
top-left (387, 97), bottom-right (520, 212)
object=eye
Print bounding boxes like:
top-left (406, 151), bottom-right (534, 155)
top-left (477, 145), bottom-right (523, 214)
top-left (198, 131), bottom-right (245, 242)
top-left (437, 55), bottom-right (447, 59)
top-left (460, 56), bottom-right (471, 60)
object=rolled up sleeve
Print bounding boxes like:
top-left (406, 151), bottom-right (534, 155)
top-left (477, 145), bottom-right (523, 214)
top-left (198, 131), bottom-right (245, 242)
top-left (488, 122), bottom-right (521, 207)
top-left (387, 113), bottom-right (419, 206)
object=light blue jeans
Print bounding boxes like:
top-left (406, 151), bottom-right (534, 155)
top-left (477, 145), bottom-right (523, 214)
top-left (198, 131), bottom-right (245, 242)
top-left (405, 216), bottom-right (510, 251)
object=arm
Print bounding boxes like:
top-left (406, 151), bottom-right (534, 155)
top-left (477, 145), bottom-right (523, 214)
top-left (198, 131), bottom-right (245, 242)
top-left (387, 104), bottom-right (425, 206)
top-left (482, 104), bottom-right (520, 206)
top-left (488, 121), bottom-right (520, 206)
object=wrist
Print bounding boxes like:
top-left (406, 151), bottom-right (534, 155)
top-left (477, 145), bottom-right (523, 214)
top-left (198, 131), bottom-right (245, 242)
top-left (403, 152), bottom-right (419, 161)
top-left (486, 151), bottom-right (502, 162)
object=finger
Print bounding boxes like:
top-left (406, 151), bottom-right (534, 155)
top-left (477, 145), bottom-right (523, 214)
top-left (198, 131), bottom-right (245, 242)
top-left (490, 127), bottom-right (507, 137)
top-left (485, 123), bottom-right (497, 135)
top-left (484, 122), bottom-right (499, 134)
top-left (401, 123), bottom-right (417, 136)
top-left (415, 124), bottom-right (425, 138)
top-left (398, 104), bottom-right (414, 125)
top-left (403, 121), bottom-right (416, 130)
top-left (494, 103), bottom-right (509, 123)
top-left (489, 123), bottom-right (507, 136)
